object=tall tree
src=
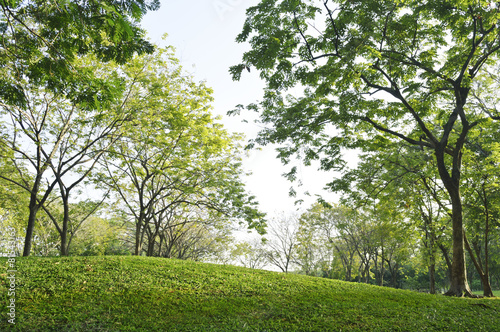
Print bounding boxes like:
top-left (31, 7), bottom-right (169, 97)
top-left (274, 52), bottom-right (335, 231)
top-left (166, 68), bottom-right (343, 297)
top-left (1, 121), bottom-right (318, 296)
top-left (461, 125), bottom-right (500, 297)
top-left (299, 204), bottom-right (357, 281)
top-left (99, 46), bottom-right (265, 256)
top-left (231, 239), bottom-right (268, 270)
top-left (332, 144), bottom-right (453, 292)
top-left (232, 0), bottom-right (500, 296)
top-left (0, 0), bottom-right (159, 256)
top-left (0, 55), bottom-right (131, 256)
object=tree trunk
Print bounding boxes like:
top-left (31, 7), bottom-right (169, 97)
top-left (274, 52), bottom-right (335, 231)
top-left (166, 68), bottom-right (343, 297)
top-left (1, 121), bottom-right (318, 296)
top-left (435, 136), bottom-right (472, 297)
top-left (444, 193), bottom-right (472, 296)
top-left (438, 243), bottom-right (452, 275)
top-left (429, 235), bottom-right (436, 294)
top-left (23, 199), bottom-right (39, 256)
top-left (429, 262), bottom-right (436, 294)
top-left (158, 233), bottom-right (164, 257)
top-left (464, 232), bottom-right (494, 297)
top-left (364, 261), bottom-right (370, 284)
top-left (60, 190), bottom-right (70, 256)
top-left (147, 230), bottom-right (157, 256)
top-left (384, 261), bottom-right (397, 288)
top-left (482, 186), bottom-right (493, 298)
top-left (481, 274), bottom-right (494, 298)
top-left (379, 247), bottom-right (385, 287)
top-left (134, 219), bottom-right (143, 255)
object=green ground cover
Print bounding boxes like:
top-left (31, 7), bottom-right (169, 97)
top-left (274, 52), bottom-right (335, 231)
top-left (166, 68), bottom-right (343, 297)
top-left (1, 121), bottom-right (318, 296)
top-left (473, 290), bottom-right (500, 297)
top-left (1, 256), bottom-right (499, 331)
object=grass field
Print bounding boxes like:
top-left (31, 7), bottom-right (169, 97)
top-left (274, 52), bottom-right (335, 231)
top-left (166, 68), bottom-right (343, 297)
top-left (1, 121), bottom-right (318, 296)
top-left (1, 256), bottom-right (499, 331)
top-left (473, 290), bottom-right (500, 297)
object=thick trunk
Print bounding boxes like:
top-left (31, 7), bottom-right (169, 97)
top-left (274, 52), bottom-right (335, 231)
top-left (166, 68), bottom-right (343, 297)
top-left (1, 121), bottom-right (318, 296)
top-left (429, 263), bottom-right (436, 294)
top-left (391, 263), bottom-right (399, 288)
top-left (60, 232), bottom-right (68, 256)
top-left (444, 194), bottom-right (472, 296)
top-left (364, 262), bottom-right (370, 284)
top-left (23, 200), bottom-right (39, 256)
top-left (435, 137), bottom-right (472, 296)
top-left (483, 189), bottom-right (493, 298)
top-left (147, 232), bottom-right (156, 256)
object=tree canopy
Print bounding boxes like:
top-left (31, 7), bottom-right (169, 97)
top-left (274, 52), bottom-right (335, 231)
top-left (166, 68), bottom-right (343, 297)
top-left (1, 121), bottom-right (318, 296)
top-left (0, 0), bottom-right (159, 107)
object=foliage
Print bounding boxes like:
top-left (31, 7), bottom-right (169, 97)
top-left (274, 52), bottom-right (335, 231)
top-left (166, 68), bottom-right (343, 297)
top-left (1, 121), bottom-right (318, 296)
top-left (97, 45), bottom-right (265, 256)
top-left (1, 256), bottom-right (499, 331)
top-left (68, 215), bottom-right (130, 257)
top-left (0, 0), bottom-right (159, 107)
top-left (232, 0), bottom-right (500, 296)
top-left (230, 239), bottom-right (268, 270)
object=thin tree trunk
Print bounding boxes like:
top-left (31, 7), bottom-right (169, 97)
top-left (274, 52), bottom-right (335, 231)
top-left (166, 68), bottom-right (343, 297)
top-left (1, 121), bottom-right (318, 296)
top-left (483, 184), bottom-right (493, 297)
top-left (158, 233), bottom-right (164, 257)
top-left (134, 217), bottom-right (143, 255)
top-left (380, 247), bottom-right (385, 287)
top-left (429, 234), bottom-right (436, 294)
top-left (464, 232), bottom-right (494, 297)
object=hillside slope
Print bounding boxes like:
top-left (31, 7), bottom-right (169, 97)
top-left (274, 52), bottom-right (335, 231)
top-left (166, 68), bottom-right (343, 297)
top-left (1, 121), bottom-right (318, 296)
top-left (1, 256), bottom-right (499, 331)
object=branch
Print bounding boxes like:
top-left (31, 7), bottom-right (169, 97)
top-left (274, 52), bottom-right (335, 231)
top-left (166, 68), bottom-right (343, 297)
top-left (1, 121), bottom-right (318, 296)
top-left (293, 11), bottom-right (314, 62)
top-left (360, 69), bottom-right (439, 145)
top-left (360, 116), bottom-right (433, 149)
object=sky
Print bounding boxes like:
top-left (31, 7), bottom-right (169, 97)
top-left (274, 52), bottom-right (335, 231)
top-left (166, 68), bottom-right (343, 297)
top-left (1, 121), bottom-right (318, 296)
top-left (140, 1), bottom-right (340, 220)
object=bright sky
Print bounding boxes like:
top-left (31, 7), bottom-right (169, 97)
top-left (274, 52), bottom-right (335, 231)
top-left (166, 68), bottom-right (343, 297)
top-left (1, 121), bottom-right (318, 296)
top-left (141, 1), bottom-right (340, 219)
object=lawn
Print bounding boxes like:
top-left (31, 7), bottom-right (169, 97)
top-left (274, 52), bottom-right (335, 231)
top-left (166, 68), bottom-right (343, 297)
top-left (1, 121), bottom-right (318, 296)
top-left (473, 290), bottom-right (500, 297)
top-left (1, 256), bottom-right (499, 331)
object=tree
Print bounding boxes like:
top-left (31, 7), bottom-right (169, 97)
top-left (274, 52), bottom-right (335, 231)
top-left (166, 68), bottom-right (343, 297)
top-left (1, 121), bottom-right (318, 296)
top-left (264, 213), bottom-right (299, 273)
top-left (0, 85), bottom-right (70, 256)
top-left (461, 125), bottom-right (500, 297)
top-left (68, 213), bottom-right (130, 257)
top-left (99, 46), bottom-right (265, 256)
top-left (332, 144), bottom-right (452, 292)
top-left (295, 212), bottom-right (325, 276)
top-left (0, 55), bottom-right (133, 256)
top-left (232, 0), bottom-right (500, 296)
top-left (231, 239), bottom-right (268, 270)
top-left (0, 0), bottom-right (159, 256)
top-left (298, 204), bottom-right (355, 280)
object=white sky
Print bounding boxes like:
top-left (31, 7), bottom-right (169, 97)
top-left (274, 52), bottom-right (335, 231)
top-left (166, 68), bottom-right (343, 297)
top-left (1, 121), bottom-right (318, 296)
top-left (141, 1), bottom-right (340, 220)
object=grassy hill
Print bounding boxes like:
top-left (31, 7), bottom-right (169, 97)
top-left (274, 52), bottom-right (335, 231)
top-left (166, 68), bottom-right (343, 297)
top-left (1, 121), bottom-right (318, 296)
top-left (1, 256), bottom-right (499, 331)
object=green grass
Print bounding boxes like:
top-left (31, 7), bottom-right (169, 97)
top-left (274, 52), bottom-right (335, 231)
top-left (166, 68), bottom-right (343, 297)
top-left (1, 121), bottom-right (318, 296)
top-left (1, 256), bottom-right (499, 331)
top-left (473, 290), bottom-right (500, 297)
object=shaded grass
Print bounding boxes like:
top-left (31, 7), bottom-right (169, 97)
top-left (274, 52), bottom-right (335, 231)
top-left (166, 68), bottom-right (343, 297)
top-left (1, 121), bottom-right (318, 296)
top-left (473, 290), bottom-right (500, 297)
top-left (1, 256), bottom-right (499, 331)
